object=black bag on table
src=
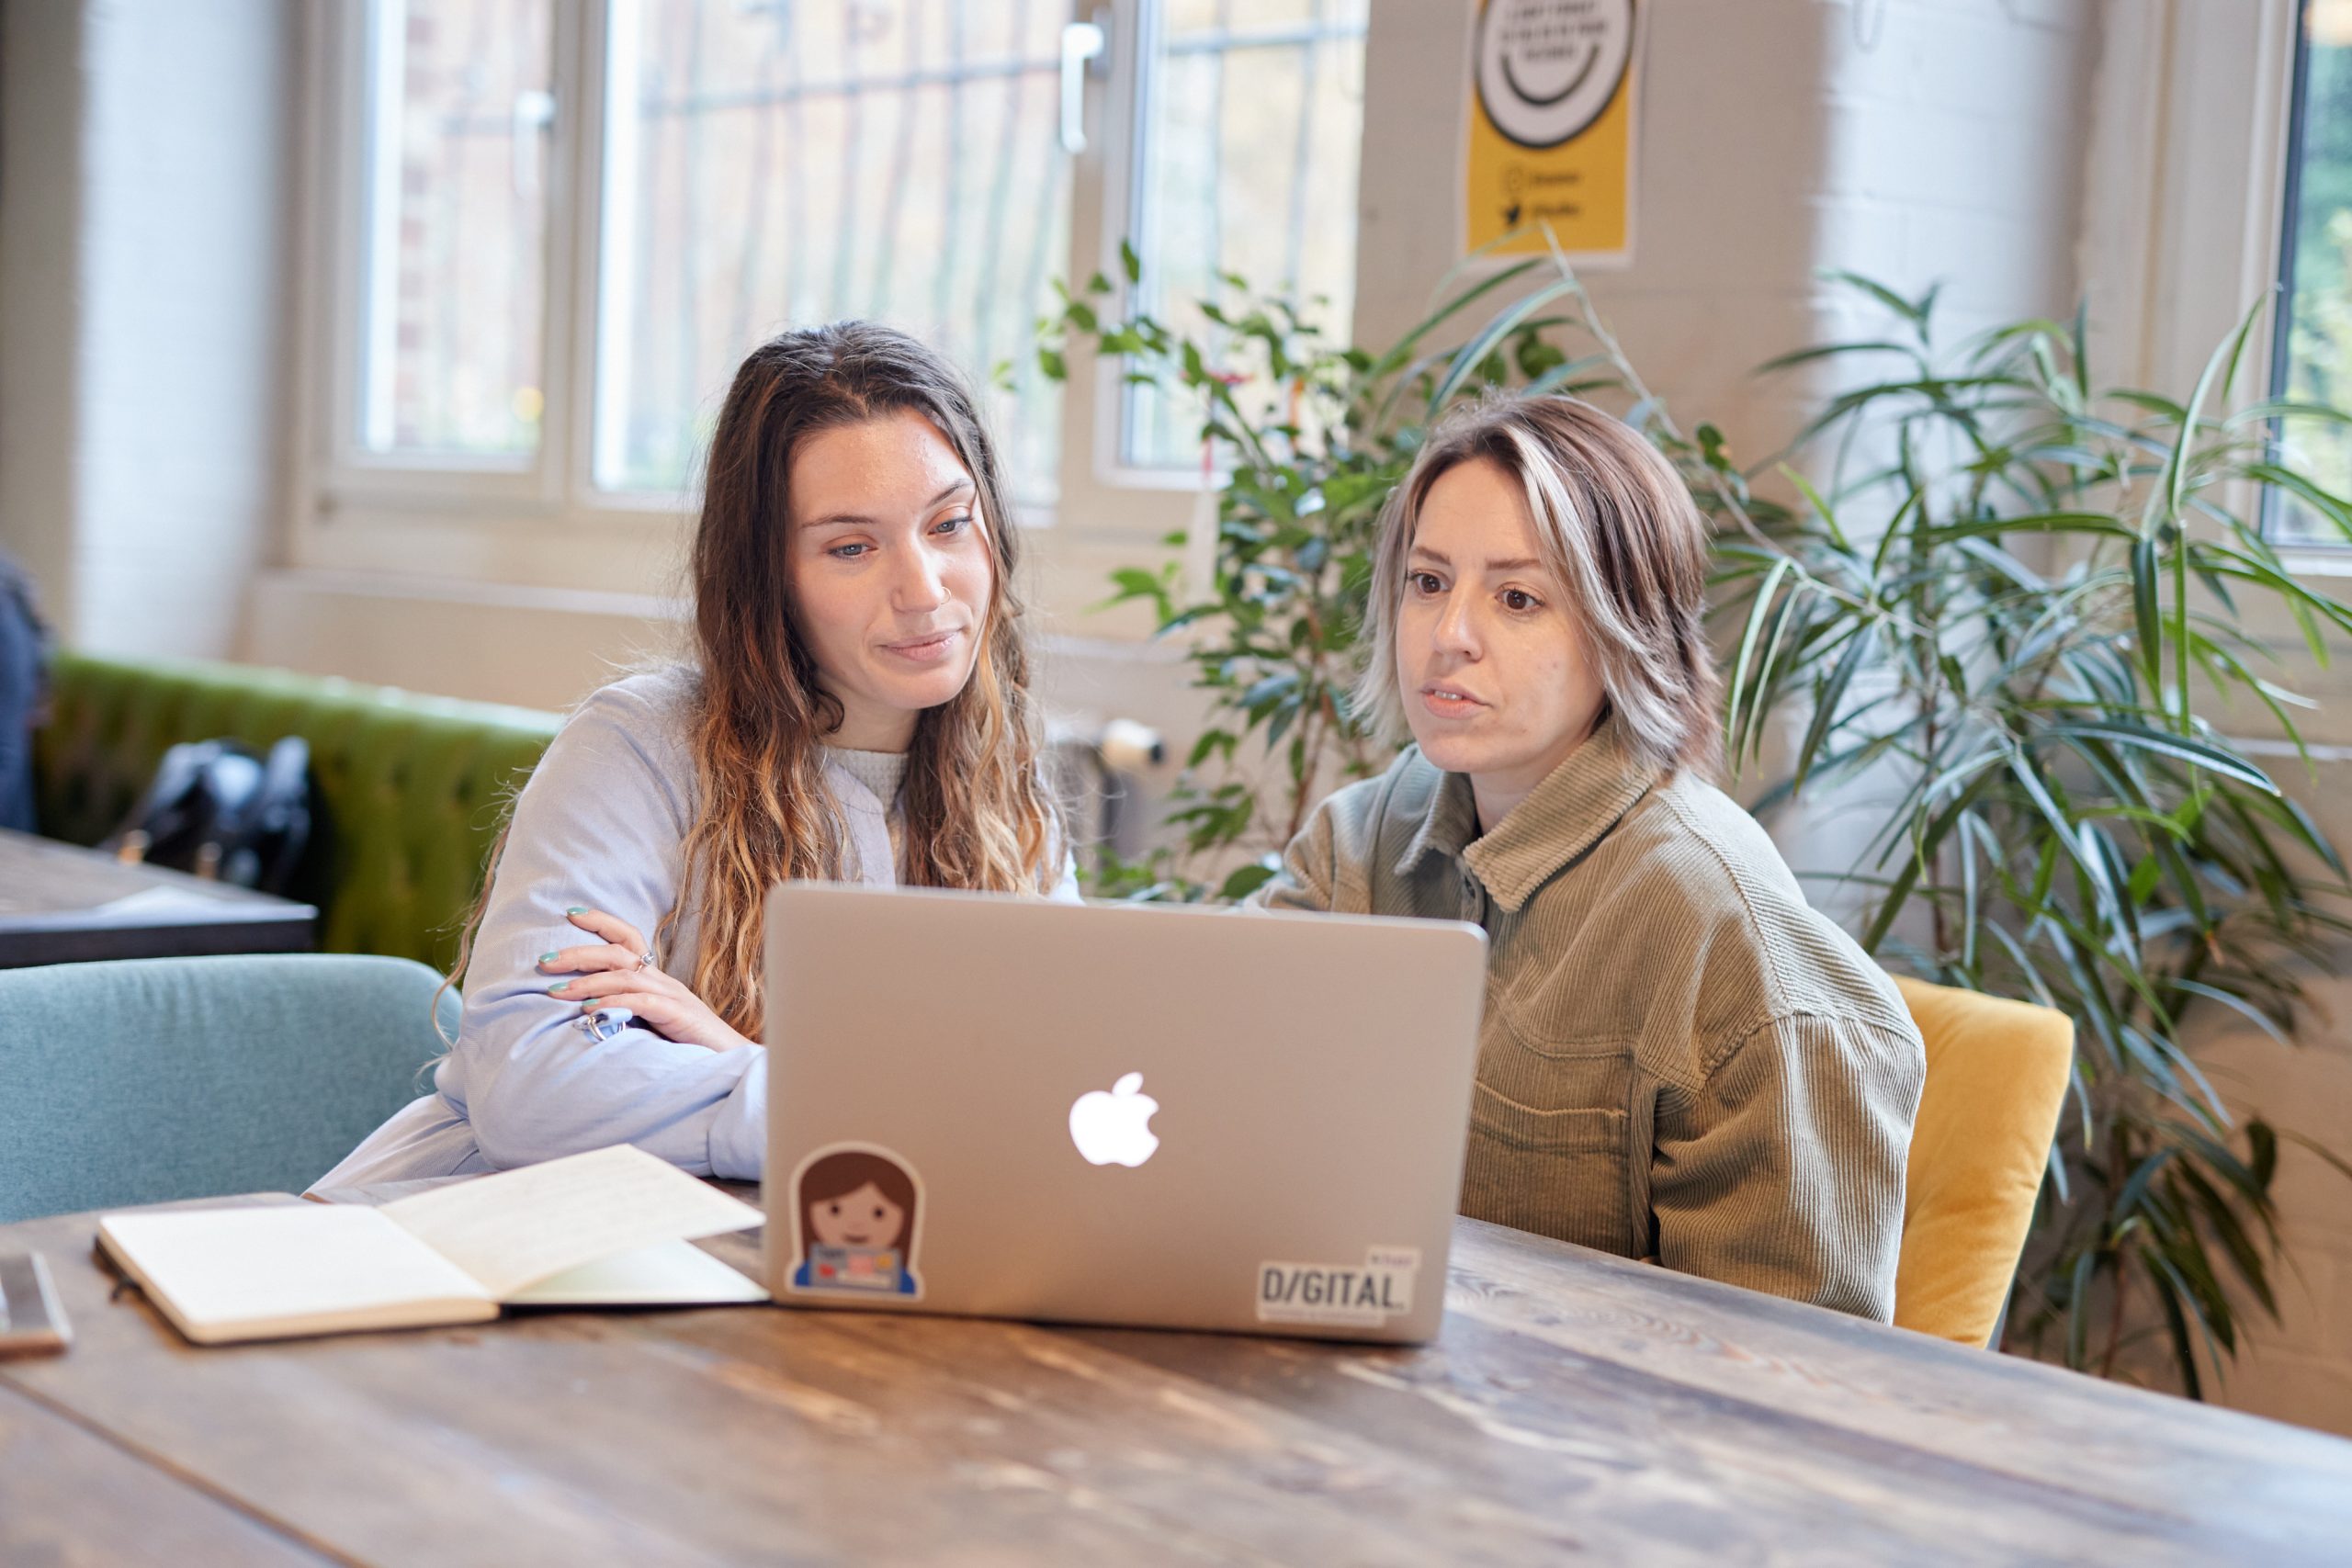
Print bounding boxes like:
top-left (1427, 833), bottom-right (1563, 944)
top-left (101, 737), bottom-right (317, 897)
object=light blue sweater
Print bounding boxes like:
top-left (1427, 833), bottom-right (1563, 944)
top-left (315, 666), bottom-right (1073, 1187)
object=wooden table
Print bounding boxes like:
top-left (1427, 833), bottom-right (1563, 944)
top-left (0, 827), bottom-right (316, 967)
top-left (4, 1188), bottom-right (2349, 1566)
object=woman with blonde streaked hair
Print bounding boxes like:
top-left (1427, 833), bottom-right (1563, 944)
top-left (1249, 392), bottom-right (1925, 1322)
top-left (319, 321), bottom-right (1069, 1187)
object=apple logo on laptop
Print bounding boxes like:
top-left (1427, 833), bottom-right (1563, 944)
top-left (1069, 1072), bottom-right (1159, 1168)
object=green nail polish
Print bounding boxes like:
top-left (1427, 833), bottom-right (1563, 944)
top-left (548, 981), bottom-right (569, 993)
top-left (539, 952), bottom-right (559, 964)
top-left (566, 906), bottom-right (587, 916)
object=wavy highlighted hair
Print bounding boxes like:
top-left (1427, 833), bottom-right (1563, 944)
top-left (446, 322), bottom-right (1060, 1039)
top-left (1353, 392), bottom-right (1724, 778)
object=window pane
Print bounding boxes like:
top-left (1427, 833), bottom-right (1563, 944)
top-left (359, 0), bottom-right (552, 459)
top-left (2275, 0), bottom-right (2352, 545)
top-left (1124, 0), bottom-right (1368, 470)
top-left (597, 0), bottom-right (1073, 502)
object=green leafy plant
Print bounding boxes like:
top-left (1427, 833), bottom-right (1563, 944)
top-left (1045, 244), bottom-right (2352, 1395)
top-left (1037, 242), bottom-right (1617, 899)
top-left (1711, 276), bottom-right (2352, 1393)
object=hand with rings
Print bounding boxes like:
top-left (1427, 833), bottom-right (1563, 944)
top-left (537, 907), bottom-right (756, 1054)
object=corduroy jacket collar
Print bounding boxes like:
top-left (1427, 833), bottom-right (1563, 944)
top-left (1392, 714), bottom-right (1660, 914)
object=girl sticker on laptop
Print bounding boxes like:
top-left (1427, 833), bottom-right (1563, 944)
top-left (785, 1144), bottom-right (925, 1301)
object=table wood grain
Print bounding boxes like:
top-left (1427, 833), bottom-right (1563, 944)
top-left (5, 1187), bottom-right (2348, 1566)
top-left (0, 828), bottom-right (316, 967)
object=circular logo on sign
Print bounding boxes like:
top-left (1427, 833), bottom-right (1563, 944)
top-left (1476, 0), bottom-right (1635, 150)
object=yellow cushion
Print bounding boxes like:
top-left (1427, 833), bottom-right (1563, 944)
top-left (1891, 976), bottom-right (2075, 1348)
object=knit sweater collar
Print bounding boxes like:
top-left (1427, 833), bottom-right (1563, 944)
top-left (822, 746), bottom-right (909, 810)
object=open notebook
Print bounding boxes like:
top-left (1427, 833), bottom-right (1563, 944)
top-left (96, 1145), bottom-right (768, 1345)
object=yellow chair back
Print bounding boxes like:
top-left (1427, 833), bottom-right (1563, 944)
top-left (1891, 976), bottom-right (2075, 1348)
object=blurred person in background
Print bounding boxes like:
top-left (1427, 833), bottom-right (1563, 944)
top-left (0, 546), bottom-right (52, 834)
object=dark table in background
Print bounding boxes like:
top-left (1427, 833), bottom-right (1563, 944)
top-left (0, 827), bottom-right (315, 967)
top-left (3, 1179), bottom-right (2349, 1564)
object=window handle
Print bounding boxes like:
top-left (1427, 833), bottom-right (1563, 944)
top-left (1059, 17), bottom-right (1107, 154)
top-left (512, 88), bottom-right (556, 197)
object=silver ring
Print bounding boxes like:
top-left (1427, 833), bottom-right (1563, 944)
top-left (634, 950), bottom-right (655, 973)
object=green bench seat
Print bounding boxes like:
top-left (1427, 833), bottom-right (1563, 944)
top-left (32, 651), bottom-right (561, 971)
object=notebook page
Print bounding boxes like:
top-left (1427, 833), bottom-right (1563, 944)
top-left (380, 1145), bottom-right (763, 1300)
top-left (503, 1238), bottom-right (770, 1306)
top-left (97, 1206), bottom-right (498, 1344)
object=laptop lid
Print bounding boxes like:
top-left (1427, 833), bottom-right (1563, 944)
top-left (762, 883), bottom-right (1487, 1343)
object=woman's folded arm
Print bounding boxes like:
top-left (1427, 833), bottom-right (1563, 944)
top-left (438, 681), bottom-right (765, 1178)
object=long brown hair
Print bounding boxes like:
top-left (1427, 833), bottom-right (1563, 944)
top-left (445, 322), bottom-right (1059, 1039)
top-left (797, 1148), bottom-right (920, 1255)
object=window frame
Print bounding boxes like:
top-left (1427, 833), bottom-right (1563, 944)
top-left (2265, 0), bottom-right (2352, 552)
top-left (1109, 1), bottom-right (1372, 478)
top-left (298, 0), bottom-right (684, 567)
top-left (2080, 0), bottom-right (2352, 737)
top-left (310, 0), bottom-right (583, 511)
top-left (2086, 0), bottom-right (2327, 563)
top-left (1052, 0), bottom-right (1201, 558)
top-left (1053, 0), bottom-right (1374, 592)
top-left (294, 0), bottom-right (1362, 616)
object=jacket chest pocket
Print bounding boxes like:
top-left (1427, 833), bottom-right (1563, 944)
top-left (1460, 1083), bottom-right (1634, 1256)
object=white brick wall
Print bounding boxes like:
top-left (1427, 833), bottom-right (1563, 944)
top-left (0, 0), bottom-right (292, 659)
top-left (1360, 0), bottom-right (2097, 451)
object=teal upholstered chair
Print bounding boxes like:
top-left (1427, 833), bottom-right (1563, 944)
top-left (0, 954), bottom-right (457, 1224)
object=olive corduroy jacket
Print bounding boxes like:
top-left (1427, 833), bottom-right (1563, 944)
top-left (1249, 717), bottom-right (1927, 1321)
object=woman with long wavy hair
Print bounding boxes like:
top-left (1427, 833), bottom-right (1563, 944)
top-left (318, 322), bottom-right (1069, 1185)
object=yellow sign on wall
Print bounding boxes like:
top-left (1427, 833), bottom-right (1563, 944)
top-left (1464, 0), bottom-right (1639, 263)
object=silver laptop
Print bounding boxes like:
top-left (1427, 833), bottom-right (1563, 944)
top-left (762, 883), bottom-right (1487, 1343)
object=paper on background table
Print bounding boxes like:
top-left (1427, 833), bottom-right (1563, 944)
top-left (379, 1145), bottom-right (763, 1299)
top-left (92, 886), bottom-right (222, 917)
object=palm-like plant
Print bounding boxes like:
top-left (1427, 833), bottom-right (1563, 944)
top-left (1706, 275), bottom-right (2352, 1391)
top-left (1046, 250), bottom-right (2352, 1393)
